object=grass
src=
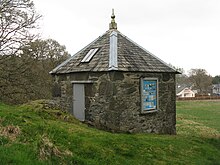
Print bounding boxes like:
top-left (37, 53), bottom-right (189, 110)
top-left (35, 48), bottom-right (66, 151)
top-left (0, 100), bottom-right (220, 164)
top-left (177, 101), bottom-right (220, 133)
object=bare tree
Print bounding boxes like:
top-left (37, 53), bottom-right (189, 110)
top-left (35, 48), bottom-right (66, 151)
top-left (0, 0), bottom-right (41, 104)
top-left (188, 69), bottom-right (212, 95)
top-left (0, 0), bottom-right (41, 56)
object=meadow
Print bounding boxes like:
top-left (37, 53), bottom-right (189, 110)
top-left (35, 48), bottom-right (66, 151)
top-left (0, 100), bottom-right (219, 164)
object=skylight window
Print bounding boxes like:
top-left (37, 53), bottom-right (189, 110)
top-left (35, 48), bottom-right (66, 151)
top-left (81, 48), bottom-right (99, 63)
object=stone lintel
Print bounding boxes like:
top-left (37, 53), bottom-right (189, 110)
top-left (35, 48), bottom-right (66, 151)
top-left (71, 80), bottom-right (94, 84)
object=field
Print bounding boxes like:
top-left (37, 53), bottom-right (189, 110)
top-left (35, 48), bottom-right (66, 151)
top-left (0, 100), bottom-right (219, 164)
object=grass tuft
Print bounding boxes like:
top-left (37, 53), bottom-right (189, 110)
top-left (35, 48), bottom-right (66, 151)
top-left (38, 134), bottom-right (72, 160)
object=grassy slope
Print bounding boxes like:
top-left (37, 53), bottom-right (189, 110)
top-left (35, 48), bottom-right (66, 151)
top-left (0, 100), bottom-right (219, 165)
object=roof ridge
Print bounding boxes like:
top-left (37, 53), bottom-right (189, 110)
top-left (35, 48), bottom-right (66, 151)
top-left (108, 30), bottom-right (118, 70)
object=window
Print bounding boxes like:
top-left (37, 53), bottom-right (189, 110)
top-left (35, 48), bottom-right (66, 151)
top-left (141, 78), bottom-right (158, 113)
top-left (81, 48), bottom-right (99, 63)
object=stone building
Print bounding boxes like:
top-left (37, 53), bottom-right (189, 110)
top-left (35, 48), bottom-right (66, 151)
top-left (50, 11), bottom-right (178, 134)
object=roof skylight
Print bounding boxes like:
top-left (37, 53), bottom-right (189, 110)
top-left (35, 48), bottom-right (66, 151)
top-left (81, 48), bottom-right (99, 63)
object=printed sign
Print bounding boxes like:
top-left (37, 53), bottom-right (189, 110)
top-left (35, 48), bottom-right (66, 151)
top-left (142, 79), bottom-right (157, 111)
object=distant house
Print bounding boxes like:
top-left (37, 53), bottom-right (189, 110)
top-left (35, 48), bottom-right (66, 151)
top-left (50, 11), bottom-right (179, 134)
top-left (176, 85), bottom-right (196, 98)
top-left (213, 84), bottom-right (220, 95)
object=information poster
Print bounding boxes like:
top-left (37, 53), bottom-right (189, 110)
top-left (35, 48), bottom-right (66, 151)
top-left (142, 79), bottom-right (157, 111)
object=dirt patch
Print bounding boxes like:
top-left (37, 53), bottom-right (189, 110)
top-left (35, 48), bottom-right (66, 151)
top-left (0, 125), bottom-right (21, 141)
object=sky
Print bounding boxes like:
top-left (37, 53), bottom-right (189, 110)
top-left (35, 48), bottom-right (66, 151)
top-left (33, 0), bottom-right (220, 76)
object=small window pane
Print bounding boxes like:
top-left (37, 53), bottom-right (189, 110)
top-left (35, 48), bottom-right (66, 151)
top-left (81, 48), bottom-right (99, 63)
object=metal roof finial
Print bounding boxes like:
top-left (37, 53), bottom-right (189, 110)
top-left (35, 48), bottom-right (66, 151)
top-left (111, 9), bottom-right (115, 19)
top-left (109, 9), bottom-right (117, 30)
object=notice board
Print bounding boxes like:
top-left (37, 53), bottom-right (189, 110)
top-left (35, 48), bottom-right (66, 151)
top-left (141, 78), bottom-right (158, 112)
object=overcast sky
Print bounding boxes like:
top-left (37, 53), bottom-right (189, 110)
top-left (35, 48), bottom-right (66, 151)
top-left (33, 0), bottom-right (220, 76)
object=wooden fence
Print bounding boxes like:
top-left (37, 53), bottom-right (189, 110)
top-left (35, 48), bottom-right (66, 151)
top-left (177, 96), bottom-right (220, 101)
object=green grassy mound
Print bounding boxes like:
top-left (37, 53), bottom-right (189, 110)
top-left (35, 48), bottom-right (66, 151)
top-left (0, 100), bottom-right (219, 164)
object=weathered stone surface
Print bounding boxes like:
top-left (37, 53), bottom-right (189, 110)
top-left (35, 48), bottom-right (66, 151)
top-left (53, 71), bottom-right (176, 134)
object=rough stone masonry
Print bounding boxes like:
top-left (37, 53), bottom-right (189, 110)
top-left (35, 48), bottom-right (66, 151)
top-left (53, 71), bottom-right (176, 134)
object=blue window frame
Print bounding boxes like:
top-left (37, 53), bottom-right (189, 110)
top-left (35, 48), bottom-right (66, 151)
top-left (141, 78), bottom-right (158, 113)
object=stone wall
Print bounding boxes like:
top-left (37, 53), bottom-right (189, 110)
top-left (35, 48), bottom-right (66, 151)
top-left (53, 71), bottom-right (176, 134)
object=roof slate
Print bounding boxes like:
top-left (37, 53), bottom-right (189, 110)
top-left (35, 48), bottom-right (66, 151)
top-left (50, 30), bottom-right (177, 74)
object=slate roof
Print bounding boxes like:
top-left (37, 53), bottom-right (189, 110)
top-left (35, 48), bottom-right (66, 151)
top-left (50, 17), bottom-right (177, 74)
